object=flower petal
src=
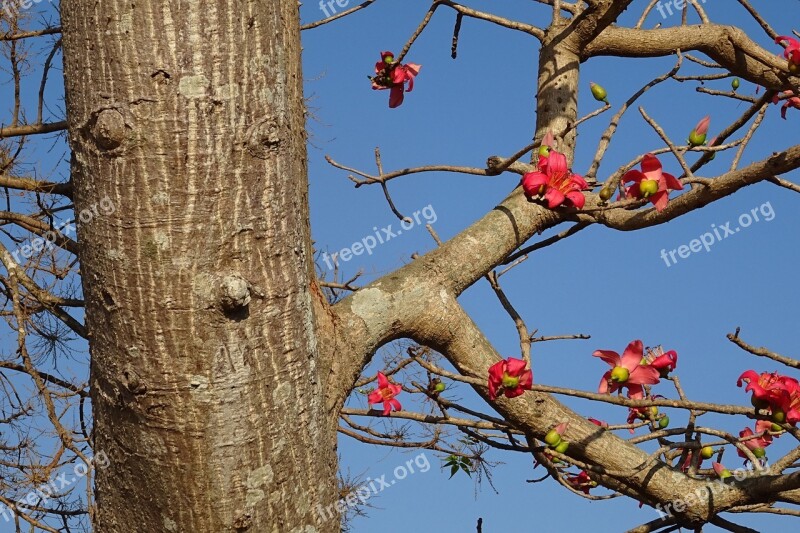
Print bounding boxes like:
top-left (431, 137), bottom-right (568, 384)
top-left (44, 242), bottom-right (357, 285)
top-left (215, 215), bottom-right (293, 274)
top-left (640, 154), bottom-right (664, 182)
top-left (544, 187), bottom-right (566, 208)
top-left (593, 349), bottom-right (621, 368)
top-left (547, 151), bottom-right (568, 175)
top-left (505, 357), bottom-right (528, 377)
top-left (620, 340), bottom-right (644, 370)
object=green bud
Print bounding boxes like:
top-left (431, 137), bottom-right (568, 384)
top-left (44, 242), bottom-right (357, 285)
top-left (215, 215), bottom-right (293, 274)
top-left (789, 62), bottom-right (800, 75)
top-left (590, 82), bottom-right (608, 104)
top-left (555, 440), bottom-right (570, 454)
top-left (731, 78), bottom-right (740, 90)
top-left (639, 179), bottom-right (659, 198)
top-left (700, 446), bottom-right (715, 460)
top-left (720, 469), bottom-right (733, 479)
top-left (434, 382), bottom-right (446, 393)
top-left (688, 131), bottom-right (707, 147)
top-left (658, 416), bottom-right (670, 429)
top-left (538, 145), bottom-right (551, 157)
top-left (599, 185), bottom-right (614, 202)
top-left (610, 366), bottom-right (630, 383)
top-left (771, 422), bottom-right (784, 432)
top-left (772, 410), bottom-right (786, 424)
top-left (544, 429), bottom-right (562, 447)
top-left (752, 447), bottom-right (766, 459)
top-left (649, 406), bottom-right (659, 417)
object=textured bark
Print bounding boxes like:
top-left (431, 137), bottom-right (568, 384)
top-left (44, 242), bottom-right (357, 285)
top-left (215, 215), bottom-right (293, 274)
top-left (60, 1), bottom-right (337, 531)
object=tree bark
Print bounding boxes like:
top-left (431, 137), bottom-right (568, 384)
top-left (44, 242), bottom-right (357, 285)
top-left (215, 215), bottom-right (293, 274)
top-left (60, 1), bottom-right (338, 531)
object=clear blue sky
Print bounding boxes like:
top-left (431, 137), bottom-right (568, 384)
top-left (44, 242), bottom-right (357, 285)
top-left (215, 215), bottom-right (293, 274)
top-left (300, 1), bottom-right (800, 531)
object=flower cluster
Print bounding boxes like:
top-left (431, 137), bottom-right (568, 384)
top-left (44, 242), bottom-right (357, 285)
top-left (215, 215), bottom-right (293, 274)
top-left (738, 370), bottom-right (800, 426)
top-left (621, 154), bottom-right (684, 212)
top-left (368, 371), bottom-right (402, 416)
top-left (594, 340), bottom-right (677, 399)
top-left (370, 51), bottom-right (421, 108)
top-left (521, 149), bottom-right (588, 209)
top-left (488, 357), bottom-right (533, 400)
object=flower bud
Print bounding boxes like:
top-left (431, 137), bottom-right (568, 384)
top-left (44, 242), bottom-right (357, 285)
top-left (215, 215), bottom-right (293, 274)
top-left (434, 382), bottom-right (446, 393)
top-left (688, 131), bottom-right (707, 147)
top-left (700, 446), bottom-right (715, 460)
top-left (590, 82), bottom-right (609, 104)
top-left (639, 179), bottom-right (659, 198)
top-left (731, 78), bottom-right (740, 90)
top-left (772, 409), bottom-right (786, 424)
top-left (539, 145), bottom-right (551, 157)
top-left (658, 416), bottom-right (670, 429)
top-left (610, 366), bottom-right (630, 383)
top-left (544, 430), bottom-right (562, 447)
top-left (752, 447), bottom-right (766, 459)
top-left (555, 440), bottom-right (570, 454)
top-left (599, 184), bottom-right (614, 202)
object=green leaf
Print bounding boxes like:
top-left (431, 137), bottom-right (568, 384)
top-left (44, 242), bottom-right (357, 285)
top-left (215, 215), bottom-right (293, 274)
top-left (449, 464), bottom-right (459, 478)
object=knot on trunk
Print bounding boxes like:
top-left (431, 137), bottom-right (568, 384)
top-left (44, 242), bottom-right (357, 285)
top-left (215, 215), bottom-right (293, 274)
top-left (91, 109), bottom-right (127, 150)
top-left (219, 275), bottom-right (251, 312)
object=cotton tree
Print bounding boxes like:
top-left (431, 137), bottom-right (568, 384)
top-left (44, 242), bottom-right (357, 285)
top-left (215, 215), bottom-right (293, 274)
top-left (0, 0), bottom-right (799, 532)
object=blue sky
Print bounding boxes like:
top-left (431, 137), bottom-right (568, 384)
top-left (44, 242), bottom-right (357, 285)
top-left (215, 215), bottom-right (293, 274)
top-left (300, 1), bottom-right (800, 531)
top-left (1, 1), bottom-right (798, 531)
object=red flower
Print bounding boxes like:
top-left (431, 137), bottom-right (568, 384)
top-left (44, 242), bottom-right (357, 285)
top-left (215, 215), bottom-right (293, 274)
top-left (370, 51), bottom-right (421, 108)
top-left (367, 372), bottom-right (402, 416)
top-left (643, 345), bottom-right (678, 377)
top-left (594, 340), bottom-right (661, 398)
top-left (566, 471), bottom-right (595, 494)
top-left (521, 151), bottom-right (588, 209)
top-left (588, 417), bottom-right (608, 428)
top-left (622, 154), bottom-right (683, 212)
top-left (737, 421), bottom-right (773, 460)
top-left (488, 357), bottom-right (533, 400)
top-left (688, 115), bottom-right (710, 146)
top-left (774, 387), bottom-right (800, 426)
top-left (737, 370), bottom-right (799, 411)
top-left (776, 35), bottom-right (800, 71)
top-left (772, 90), bottom-right (800, 120)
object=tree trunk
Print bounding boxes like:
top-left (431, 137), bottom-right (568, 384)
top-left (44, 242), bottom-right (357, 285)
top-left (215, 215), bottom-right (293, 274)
top-left (60, 1), bottom-right (338, 531)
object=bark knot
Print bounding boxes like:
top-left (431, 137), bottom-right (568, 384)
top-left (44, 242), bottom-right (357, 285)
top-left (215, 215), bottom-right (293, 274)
top-left (91, 109), bottom-right (126, 150)
top-left (219, 275), bottom-right (252, 312)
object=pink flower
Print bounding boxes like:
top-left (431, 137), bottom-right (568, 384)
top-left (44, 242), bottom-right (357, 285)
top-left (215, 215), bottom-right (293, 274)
top-left (688, 115), bottom-right (711, 146)
top-left (488, 357), bottom-right (533, 400)
top-left (775, 35), bottom-right (800, 70)
top-left (712, 462), bottom-right (732, 479)
top-left (622, 154), bottom-right (683, 212)
top-left (772, 90), bottom-right (800, 120)
top-left (594, 340), bottom-right (661, 397)
top-left (774, 387), bottom-right (800, 426)
top-left (566, 471), bottom-right (595, 494)
top-left (643, 346), bottom-right (678, 377)
top-left (370, 51), bottom-right (421, 108)
top-left (538, 130), bottom-right (555, 168)
top-left (521, 151), bottom-right (588, 209)
top-left (737, 422), bottom-right (773, 460)
top-left (588, 417), bottom-right (608, 428)
top-left (737, 370), bottom-right (799, 411)
top-left (367, 372), bottom-right (402, 416)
